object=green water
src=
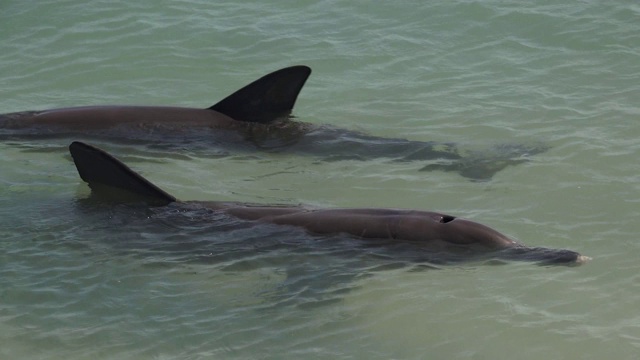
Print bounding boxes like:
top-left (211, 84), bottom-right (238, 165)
top-left (2, 1), bottom-right (640, 359)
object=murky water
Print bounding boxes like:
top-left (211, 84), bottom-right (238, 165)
top-left (2, 1), bottom-right (640, 359)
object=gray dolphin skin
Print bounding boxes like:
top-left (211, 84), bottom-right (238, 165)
top-left (68, 141), bottom-right (588, 266)
top-left (0, 65), bottom-right (310, 133)
top-left (1, 65), bottom-right (546, 181)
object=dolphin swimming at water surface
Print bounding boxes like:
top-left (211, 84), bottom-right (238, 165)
top-left (1, 66), bottom-right (547, 181)
top-left (0, 66), bottom-right (310, 133)
top-left (67, 141), bottom-right (588, 266)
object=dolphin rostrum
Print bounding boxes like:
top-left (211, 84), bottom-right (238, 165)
top-left (68, 141), bottom-right (588, 266)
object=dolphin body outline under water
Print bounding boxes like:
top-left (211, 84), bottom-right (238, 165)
top-left (67, 141), bottom-right (588, 266)
top-left (1, 66), bottom-right (546, 181)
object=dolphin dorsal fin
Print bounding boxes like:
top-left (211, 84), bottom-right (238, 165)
top-left (210, 65), bottom-right (311, 124)
top-left (69, 141), bottom-right (177, 205)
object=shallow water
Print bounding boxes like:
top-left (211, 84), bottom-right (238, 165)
top-left (2, 0), bottom-right (640, 359)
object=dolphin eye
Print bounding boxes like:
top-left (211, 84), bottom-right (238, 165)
top-left (440, 215), bottom-right (456, 223)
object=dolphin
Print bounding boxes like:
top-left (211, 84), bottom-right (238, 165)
top-left (67, 141), bottom-right (588, 266)
top-left (1, 65), bottom-right (547, 181)
top-left (0, 65), bottom-right (311, 134)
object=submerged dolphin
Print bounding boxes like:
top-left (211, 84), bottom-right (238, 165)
top-left (1, 65), bottom-right (546, 181)
top-left (68, 141), bottom-right (588, 266)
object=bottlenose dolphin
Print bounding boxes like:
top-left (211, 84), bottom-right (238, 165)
top-left (68, 141), bottom-right (588, 266)
top-left (1, 65), bottom-right (546, 181)
top-left (0, 66), bottom-right (310, 133)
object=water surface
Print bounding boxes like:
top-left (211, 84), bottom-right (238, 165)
top-left (2, 1), bottom-right (640, 359)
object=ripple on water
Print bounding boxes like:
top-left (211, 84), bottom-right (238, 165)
top-left (2, 0), bottom-right (640, 358)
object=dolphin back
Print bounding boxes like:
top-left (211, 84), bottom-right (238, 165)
top-left (69, 141), bottom-right (177, 205)
top-left (209, 65), bottom-right (311, 124)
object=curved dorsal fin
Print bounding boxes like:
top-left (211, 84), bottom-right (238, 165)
top-left (69, 141), bottom-right (176, 205)
top-left (210, 65), bottom-right (311, 124)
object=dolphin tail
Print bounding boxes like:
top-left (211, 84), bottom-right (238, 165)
top-left (420, 143), bottom-right (551, 181)
top-left (209, 65), bottom-right (311, 124)
top-left (69, 141), bottom-right (177, 205)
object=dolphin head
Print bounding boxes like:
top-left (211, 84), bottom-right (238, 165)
top-left (431, 215), bottom-right (519, 249)
top-left (417, 213), bottom-right (589, 265)
top-left (396, 211), bottom-right (518, 250)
